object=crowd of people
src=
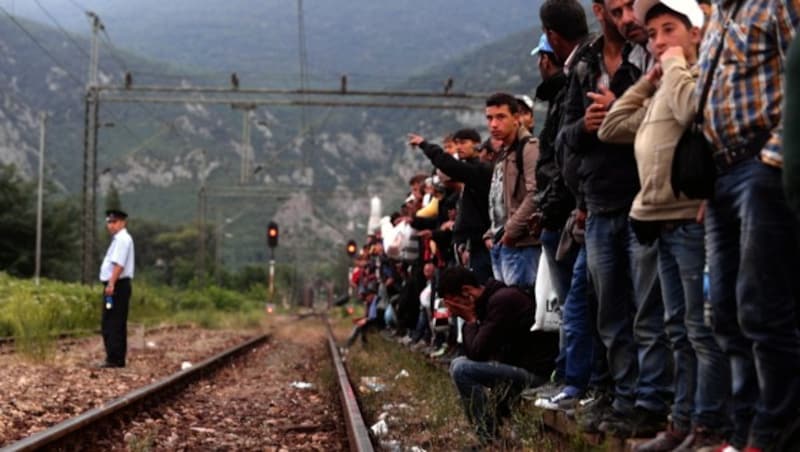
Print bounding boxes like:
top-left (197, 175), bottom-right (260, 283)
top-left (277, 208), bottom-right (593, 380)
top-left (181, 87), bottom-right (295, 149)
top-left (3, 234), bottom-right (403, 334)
top-left (344, 0), bottom-right (800, 450)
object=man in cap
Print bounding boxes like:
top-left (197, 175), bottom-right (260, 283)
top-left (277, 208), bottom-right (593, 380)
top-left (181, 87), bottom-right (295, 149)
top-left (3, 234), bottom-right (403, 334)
top-left (515, 94), bottom-right (535, 133)
top-left (599, 0), bottom-right (730, 448)
top-left (98, 209), bottom-right (135, 368)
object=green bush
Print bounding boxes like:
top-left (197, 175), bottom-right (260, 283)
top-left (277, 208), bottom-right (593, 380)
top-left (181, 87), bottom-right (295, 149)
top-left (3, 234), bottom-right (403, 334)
top-left (0, 272), bottom-right (267, 360)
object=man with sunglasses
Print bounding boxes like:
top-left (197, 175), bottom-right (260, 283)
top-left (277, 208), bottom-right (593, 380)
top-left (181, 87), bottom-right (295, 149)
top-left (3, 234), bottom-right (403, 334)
top-left (98, 209), bottom-right (135, 368)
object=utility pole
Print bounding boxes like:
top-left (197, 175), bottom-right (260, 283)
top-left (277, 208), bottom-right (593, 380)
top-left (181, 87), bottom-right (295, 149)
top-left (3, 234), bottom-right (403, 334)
top-left (197, 149), bottom-right (208, 280)
top-left (34, 112), bottom-right (46, 286)
top-left (80, 12), bottom-right (104, 284)
top-left (231, 103), bottom-right (255, 184)
top-left (87, 12), bottom-right (103, 87)
top-left (81, 88), bottom-right (100, 284)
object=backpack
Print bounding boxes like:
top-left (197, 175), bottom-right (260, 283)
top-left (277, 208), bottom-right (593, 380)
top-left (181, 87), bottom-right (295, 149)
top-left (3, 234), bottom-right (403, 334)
top-left (512, 135), bottom-right (538, 198)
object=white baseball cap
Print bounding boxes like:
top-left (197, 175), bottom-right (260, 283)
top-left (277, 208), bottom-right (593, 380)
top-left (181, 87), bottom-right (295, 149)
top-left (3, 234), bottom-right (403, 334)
top-left (633, 0), bottom-right (704, 29)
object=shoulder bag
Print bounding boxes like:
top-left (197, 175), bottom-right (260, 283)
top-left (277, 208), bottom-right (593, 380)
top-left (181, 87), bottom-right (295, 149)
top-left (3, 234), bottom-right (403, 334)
top-left (671, 0), bottom-right (744, 199)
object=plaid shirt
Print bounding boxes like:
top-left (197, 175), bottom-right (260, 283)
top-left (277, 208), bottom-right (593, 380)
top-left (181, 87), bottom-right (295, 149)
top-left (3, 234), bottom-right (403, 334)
top-left (697, 0), bottom-right (799, 165)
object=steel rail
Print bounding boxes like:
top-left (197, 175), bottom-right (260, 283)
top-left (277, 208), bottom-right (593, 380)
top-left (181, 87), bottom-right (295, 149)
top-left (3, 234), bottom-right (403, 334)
top-left (1, 334), bottom-right (268, 452)
top-left (325, 320), bottom-right (374, 452)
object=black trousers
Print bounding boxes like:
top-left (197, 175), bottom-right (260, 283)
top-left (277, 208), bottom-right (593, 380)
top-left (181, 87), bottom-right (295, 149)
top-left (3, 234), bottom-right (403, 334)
top-left (102, 278), bottom-right (131, 365)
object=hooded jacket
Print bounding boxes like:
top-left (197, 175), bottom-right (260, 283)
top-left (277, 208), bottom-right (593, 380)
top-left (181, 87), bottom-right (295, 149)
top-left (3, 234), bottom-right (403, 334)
top-left (598, 55), bottom-right (702, 221)
top-left (462, 279), bottom-right (559, 376)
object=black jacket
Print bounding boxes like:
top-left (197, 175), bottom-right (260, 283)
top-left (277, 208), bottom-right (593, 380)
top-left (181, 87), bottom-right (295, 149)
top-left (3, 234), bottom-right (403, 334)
top-left (420, 142), bottom-right (492, 247)
top-left (558, 37), bottom-right (648, 215)
top-left (535, 71), bottom-right (575, 229)
top-left (462, 280), bottom-right (559, 377)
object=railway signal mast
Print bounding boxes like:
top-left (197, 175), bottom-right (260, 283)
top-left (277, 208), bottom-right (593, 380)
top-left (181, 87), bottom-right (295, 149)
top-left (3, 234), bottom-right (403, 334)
top-left (267, 222), bottom-right (279, 301)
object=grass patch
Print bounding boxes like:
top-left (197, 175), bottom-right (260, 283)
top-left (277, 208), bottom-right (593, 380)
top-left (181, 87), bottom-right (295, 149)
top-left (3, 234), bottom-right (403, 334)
top-left (0, 272), bottom-right (269, 361)
top-left (333, 316), bottom-right (599, 451)
top-left (338, 326), bottom-right (473, 450)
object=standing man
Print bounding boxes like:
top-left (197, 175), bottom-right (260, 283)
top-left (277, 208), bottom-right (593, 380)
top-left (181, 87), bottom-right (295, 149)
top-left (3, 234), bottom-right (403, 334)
top-left (599, 0), bottom-right (732, 448)
top-left (441, 266), bottom-right (558, 446)
top-left (698, 0), bottom-right (800, 449)
top-left (98, 209), bottom-right (134, 368)
top-left (559, 0), bottom-right (671, 437)
top-left (532, 0), bottom-right (597, 410)
top-left (786, 39), bottom-right (800, 223)
top-left (483, 92), bottom-right (541, 287)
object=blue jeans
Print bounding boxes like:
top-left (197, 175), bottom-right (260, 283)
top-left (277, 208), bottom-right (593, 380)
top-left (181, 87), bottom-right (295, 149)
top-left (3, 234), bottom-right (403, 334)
top-left (585, 211), bottom-right (672, 414)
top-left (706, 158), bottom-right (800, 449)
top-left (561, 245), bottom-right (595, 392)
top-left (489, 243), bottom-right (540, 287)
top-left (450, 356), bottom-right (547, 443)
top-left (658, 222), bottom-right (729, 431)
top-left (541, 228), bottom-right (577, 382)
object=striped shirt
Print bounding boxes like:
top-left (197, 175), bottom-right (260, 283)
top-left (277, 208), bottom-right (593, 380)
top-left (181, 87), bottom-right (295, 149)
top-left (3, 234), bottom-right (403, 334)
top-left (697, 0), bottom-right (799, 165)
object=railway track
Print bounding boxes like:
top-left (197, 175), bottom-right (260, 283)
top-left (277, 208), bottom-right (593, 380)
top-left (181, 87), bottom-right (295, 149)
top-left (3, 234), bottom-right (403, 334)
top-left (1, 316), bottom-right (374, 451)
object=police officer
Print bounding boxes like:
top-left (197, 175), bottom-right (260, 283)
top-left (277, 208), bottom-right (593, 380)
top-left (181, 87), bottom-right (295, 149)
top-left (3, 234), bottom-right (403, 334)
top-left (98, 209), bottom-right (135, 368)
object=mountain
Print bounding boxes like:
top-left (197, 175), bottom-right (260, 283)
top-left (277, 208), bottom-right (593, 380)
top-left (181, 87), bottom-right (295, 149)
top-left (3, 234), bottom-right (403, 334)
top-left (0, 5), bottom-right (555, 270)
top-left (5, 0), bottom-right (542, 83)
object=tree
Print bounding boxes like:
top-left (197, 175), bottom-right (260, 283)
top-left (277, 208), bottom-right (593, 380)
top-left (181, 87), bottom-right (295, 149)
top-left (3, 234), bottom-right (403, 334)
top-left (0, 164), bottom-right (80, 280)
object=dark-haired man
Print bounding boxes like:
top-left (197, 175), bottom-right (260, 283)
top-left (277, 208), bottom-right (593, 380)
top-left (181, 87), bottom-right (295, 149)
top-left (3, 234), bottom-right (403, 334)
top-left (534, 0), bottom-right (600, 411)
top-left (408, 129), bottom-right (493, 283)
top-left (440, 267), bottom-right (558, 445)
top-left (98, 209), bottom-right (135, 368)
top-left (559, 0), bottom-right (670, 438)
top-left (483, 92), bottom-right (541, 287)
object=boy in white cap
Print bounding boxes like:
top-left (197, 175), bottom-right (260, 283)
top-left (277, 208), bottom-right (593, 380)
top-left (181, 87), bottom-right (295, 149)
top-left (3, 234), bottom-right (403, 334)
top-left (598, 0), bottom-right (730, 450)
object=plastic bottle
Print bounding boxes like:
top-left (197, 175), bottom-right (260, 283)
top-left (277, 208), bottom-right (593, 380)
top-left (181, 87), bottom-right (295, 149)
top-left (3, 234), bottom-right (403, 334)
top-left (105, 295), bottom-right (114, 310)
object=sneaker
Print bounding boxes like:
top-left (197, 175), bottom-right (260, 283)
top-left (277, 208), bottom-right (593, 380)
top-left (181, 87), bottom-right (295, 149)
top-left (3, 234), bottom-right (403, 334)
top-left (632, 423), bottom-right (688, 451)
top-left (398, 335), bottom-right (414, 345)
top-left (599, 406), bottom-right (667, 438)
top-left (521, 381), bottom-right (562, 401)
top-left (576, 392), bottom-right (613, 433)
top-left (429, 344), bottom-right (448, 358)
top-left (672, 425), bottom-right (728, 452)
top-left (534, 390), bottom-right (580, 411)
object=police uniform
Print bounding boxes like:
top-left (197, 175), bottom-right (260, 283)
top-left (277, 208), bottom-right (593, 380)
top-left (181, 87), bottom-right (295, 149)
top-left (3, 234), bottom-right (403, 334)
top-left (98, 210), bottom-right (135, 367)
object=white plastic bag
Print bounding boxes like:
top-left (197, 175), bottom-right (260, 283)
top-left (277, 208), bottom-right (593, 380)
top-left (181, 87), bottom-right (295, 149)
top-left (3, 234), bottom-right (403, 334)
top-left (531, 253), bottom-right (561, 332)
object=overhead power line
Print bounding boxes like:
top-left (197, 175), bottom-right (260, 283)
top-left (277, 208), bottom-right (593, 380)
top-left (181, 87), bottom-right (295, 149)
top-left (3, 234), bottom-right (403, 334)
top-left (32, 0), bottom-right (90, 61)
top-left (0, 5), bottom-right (84, 86)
